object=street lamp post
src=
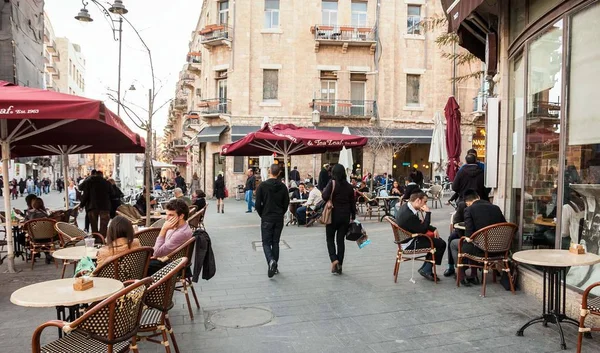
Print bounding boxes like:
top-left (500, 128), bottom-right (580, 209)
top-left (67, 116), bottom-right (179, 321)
top-left (75, 0), bottom-right (127, 186)
top-left (311, 110), bottom-right (320, 184)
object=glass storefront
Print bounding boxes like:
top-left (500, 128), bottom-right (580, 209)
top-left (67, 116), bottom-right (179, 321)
top-left (508, 1), bottom-right (600, 294)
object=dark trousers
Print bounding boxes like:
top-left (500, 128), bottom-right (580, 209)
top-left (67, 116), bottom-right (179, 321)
top-left (88, 210), bottom-right (110, 236)
top-left (402, 235), bottom-right (446, 266)
top-left (447, 231), bottom-right (461, 265)
top-left (325, 215), bottom-right (350, 265)
top-left (261, 220), bottom-right (284, 264)
top-left (296, 206), bottom-right (307, 224)
top-left (148, 259), bottom-right (166, 276)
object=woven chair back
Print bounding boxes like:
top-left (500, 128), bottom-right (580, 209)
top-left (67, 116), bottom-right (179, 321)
top-left (93, 246), bottom-right (154, 282)
top-left (471, 222), bottom-right (518, 253)
top-left (135, 228), bottom-right (161, 247)
top-left (150, 218), bottom-right (166, 228)
top-left (429, 185), bottom-right (443, 197)
top-left (24, 218), bottom-right (58, 242)
top-left (384, 216), bottom-right (412, 243)
top-left (55, 222), bottom-right (87, 247)
top-left (187, 208), bottom-right (205, 229)
top-left (167, 237), bottom-right (195, 264)
top-left (116, 205), bottom-right (141, 222)
top-left (145, 257), bottom-right (188, 312)
top-left (75, 278), bottom-right (152, 343)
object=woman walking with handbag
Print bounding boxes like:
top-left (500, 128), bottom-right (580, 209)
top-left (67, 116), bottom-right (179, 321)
top-left (322, 164), bottom-right (356, 274)
top-left (213, 173), bottom-right (226, 213)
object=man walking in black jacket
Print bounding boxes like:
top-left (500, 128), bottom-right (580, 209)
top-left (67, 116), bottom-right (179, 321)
top-left (255, 164), bottom-right (290, 278)
top-left (80, 170), bottom-right (111, 236)
top-left (452, 153), bottom-right (488, 202)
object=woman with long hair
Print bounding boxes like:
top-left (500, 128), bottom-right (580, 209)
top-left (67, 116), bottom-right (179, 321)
top-left (322, 164), bottom-right (356, 274)
top-left (193, 189), bottom-right (207, 210)
top-left (96, 215), bottom-right (141, 265)
top-left (67, 179), bottom-right (78, 208)
top-left (213, 173), bottom-right (226, 213)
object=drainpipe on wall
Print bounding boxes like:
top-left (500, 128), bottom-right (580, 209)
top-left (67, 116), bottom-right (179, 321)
top-left (373, 0), bottom-right (381, 124)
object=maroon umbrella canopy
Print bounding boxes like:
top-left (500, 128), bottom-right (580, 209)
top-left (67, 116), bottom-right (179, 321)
top-left (445, 96), bottom-right (462, 181)
top-left (0, 80), bottom-right (145, 157)
top-left (221, 123), bottom-right (368, 157)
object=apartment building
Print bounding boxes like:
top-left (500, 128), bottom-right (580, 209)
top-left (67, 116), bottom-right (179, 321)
top-left (54, 38), bottom-right (86, 96)
top-left (42, 12), bottom-right (60, 92)
top-left (163, 0), bottom-right (480, 195)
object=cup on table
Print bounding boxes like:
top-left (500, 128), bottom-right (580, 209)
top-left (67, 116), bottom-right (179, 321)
top-left (84, 237), bottom-right (95, 249)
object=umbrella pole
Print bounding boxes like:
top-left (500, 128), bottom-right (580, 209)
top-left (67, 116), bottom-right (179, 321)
top-left (63, 153), bottom-right (70, 210)
top-left (283, 141), bottom-right (289, 185)
top-left (1, 138), bottom-right (16, 273)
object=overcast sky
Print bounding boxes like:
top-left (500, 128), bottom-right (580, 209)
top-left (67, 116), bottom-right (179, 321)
top-left (44, 0), bottom-right (203, 136)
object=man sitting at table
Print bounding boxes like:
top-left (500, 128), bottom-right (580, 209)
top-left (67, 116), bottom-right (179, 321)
top-left (148, 199), bottom-right (193, 275)
top-left (443, 200), bottom-right (467, 278)
top-left (395, 191), bottom-right (446, 282)
top-left (173, 187), bottom-right (192, 206)
top-left (450, 189), bottom-right (506, 286)
top-left (296, 182), bottom-right (322, 225)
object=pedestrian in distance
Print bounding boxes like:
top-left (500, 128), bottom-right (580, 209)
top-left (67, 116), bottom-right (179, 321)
top-left (255, 163), bottom-right (290, 278)
top-left (322, 164), bottom-right (356, 275)
top-left (190, 172), bottom-right (201, 196)
top-left (174, 171), bottom-right (187, 195)
top-left (289, 166), bottom-right (301, 182)
top-left (244, 168), bottom-right (256, 213)
top-left (214, 173), bottom-right (226, 213)
top-left (18, 178), bottom-right (25, 197)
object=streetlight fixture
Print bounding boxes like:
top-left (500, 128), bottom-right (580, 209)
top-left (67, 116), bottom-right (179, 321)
top-left (109, 0), bottom-right (128, 14)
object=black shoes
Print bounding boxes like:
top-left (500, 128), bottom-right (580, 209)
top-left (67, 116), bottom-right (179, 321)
top-left (268, 260), bottom-right (277, 278)
top-left (443, 268), bottom-right (456, 277)
top-left (336, 263), bottom-right (342, 275)
top-left (331, 260), bottom-right (339, 274)
top-left (245, 210), bottom-right (252, 213)
top-left (467, 276), bottom-right (480, 285)
top-left (418, 268), bottom-right (439, 282)
top-left (460, 278), bottom-right (472, 287)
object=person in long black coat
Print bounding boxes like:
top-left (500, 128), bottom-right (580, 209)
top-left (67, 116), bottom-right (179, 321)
top-left (213, 174), bottom-right (226, 213)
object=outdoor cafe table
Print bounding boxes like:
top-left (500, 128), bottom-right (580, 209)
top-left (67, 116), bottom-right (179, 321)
top-left (53, 246), bottom-right (99, 260)
top-left (10, 277), bottom-right (123, 337)
top-left (513, 249), bottom-right (600, 350)
top-left (286, 199), bottom-right (305, 226)
top-left (376, 196), bottom-right (400, 222)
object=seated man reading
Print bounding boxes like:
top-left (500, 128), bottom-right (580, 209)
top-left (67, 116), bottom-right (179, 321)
top-left (450, 189), bottom-right (506, 286)
top-left (148, 199), bottom-right (193, 275)
top-left (296, 182), bottom-right (322, 225)
top-left (395, 191), bottom-right (446, 282)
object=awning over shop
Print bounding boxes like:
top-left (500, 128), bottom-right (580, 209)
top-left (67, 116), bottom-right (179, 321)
top-left (231, 126), bottom-right (260, 142)
top-left (442, 0), bottom-right (484, 33)
top-left (172, 155), bottom-right (187, 165)
top-left (198, 125), bottom-right (227, 143)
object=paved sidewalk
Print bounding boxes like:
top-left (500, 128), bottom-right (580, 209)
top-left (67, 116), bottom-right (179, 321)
top-left (2, 196), bottom-right (600, 352)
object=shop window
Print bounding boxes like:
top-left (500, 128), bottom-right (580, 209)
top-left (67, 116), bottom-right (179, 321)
top-left (233, 156), bottom-right (244, 173)
top-left (563, 2), bottom-right (600, 295)
top-left (406, 74), bottom-right (420, 105)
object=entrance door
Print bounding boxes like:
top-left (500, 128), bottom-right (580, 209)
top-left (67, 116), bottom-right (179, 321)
top-left (213, 152), bottom-right (225, 182)
top-left (350, 81), bottom-right (366, 116)
top-left (217, 78), bottom-right (228, 113)
top-left (320, 80), bottom-right (336, 115)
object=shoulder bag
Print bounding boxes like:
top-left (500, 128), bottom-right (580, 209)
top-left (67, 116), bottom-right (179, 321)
top-left (320, 181), bottom-right (335, 225)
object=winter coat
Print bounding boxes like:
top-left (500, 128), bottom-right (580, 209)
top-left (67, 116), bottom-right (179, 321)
top-left (192, 228), bottom-right (216, 282)
top-left (452, 164), bottom-right (488, 201)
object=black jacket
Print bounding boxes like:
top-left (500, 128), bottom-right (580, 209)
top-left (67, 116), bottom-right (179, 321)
top-left (292, 190), bottom-right (309, 200)
top-left (452, 201), bottom-right (467, 236)
top-left (192, 228), bottom-right (216, 282)
top-left (80, 176), bottom-right (111, 212)
top-left (395, 203), bottom-right (436, 234)
top-left (255, 178), bottom-right (290, 223)
top-left (464, 200), bottom-right (506, 237)
top-left (402, 183), bottom-right (421, 200)
top-left (289, 169), bottom-right (301, 182)
top-left (322, 179), bottom-right (356, 220)
top-left (193, 197), bottom-right (206, 210)
top-left (244, 175), bottom-right (256, 192)
top-left (452, 164), bottom-right (488, 201)
top-left (317, 169), bottom-right (330, 191)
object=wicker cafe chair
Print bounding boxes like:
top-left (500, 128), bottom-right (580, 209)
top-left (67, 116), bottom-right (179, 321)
top-left (137, 257), bottom-right (188, 353)
top-left (384, 216), bottom-right (438, 284)
top-left (23, 218), bottom-right (59, 270)
top-left (357, 191), bottom-right (383, 220)
top-left (188, 205), bottom-right (197, 215)
top-left (55, 222), bottom-right (105, 278)
top-left (117, 205), bottom-right (145, 226)
top-left (187, 205), bottom-right (206, 231)
top-left (456, 222), bottom-right (518, 297)
top-left (92, 247), bottom-right (154, 282)
top-left (135, 227), bottom-right (161, 247)
top-left (428, 184), bottom-right (443, 209)
top-left (31, 278), bottom-right (152, 353)
top-left (155, 237), bottom-right (200, 320)
top-left (577, 281), bottom-right (600, 353)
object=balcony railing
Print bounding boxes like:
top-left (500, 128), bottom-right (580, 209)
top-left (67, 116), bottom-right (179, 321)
top-left (200, 25), bottom-right (233, 46)
top-left (51, 67), bottom-right (60, 78)
top-left (196, 98), bottom-right (231, 116)
top-left (312, 99), bottom-right (375, 118)
top-left (173, 98), bottom-right (188, 109)
top-left (171, 138), bottom-right (187, 148)
top-left (312, 24), bottom-right (376, 43)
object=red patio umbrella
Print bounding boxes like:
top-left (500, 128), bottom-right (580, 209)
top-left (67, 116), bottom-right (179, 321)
top-left (444, 96), bottom-right (462, 181)
top-left (221, 123), bottom-right (368, 182)
top-left (0, 80), bottom-right (145, 272)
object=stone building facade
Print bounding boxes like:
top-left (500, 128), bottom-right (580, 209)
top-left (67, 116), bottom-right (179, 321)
top-left (163, 0), bottom-right (480, 195)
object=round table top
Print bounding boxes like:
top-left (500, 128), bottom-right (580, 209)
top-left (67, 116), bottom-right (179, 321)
top-left (376, 196), bottom-right (400, 199)
top-left (10, 277), bottom-right (124, 308)
top-left (513, 249), bottom-right (600, 267)
top-left (52, 246), bottom-right (98, 260)
top-left (454, 222), bottom-right (466, 230)
top-left (289, 199), bottom-right (305, 204)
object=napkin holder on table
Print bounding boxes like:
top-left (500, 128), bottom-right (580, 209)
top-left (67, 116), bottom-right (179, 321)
top-left (569, 243), bottom-right (585, 255)
top-left (73, 277), bottom-right (94, 291)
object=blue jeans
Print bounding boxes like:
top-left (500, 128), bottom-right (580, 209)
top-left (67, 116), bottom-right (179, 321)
top-left (35, 186), bottom-right (41, 196)
top-left (296, 206), bottom-right (308, 224)
top-left (245, 190), bottom-right (255, 212)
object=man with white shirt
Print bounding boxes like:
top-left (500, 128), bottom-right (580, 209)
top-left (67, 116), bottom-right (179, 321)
top-left (295, 182), bottom-right (322, 225)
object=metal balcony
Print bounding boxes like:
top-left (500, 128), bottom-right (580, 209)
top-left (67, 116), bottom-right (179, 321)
top-left (196, 98), bottom-right (231, 117)
top-left (312, 99), bottom-right (376, 118)
top-left (200, 25), bottom-right (233, 48)
top-left (46, 40), bottom-right (57, 54)
top-left (311, 24), bottom-right (376, 53)
top-left (173, 98), bottom-right (188, 110)
top-left (171, 138), bottom-right (187, 148)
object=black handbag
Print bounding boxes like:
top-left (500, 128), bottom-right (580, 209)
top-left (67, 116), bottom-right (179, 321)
top-left (346, 221), bottom-right (364, 241)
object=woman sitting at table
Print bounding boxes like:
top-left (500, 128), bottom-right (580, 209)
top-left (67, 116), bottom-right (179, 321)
top-left (25, 198), bottom-right (48, 221)
top-left (192, 189), bottom-right (207, 210)
top-left (96, 215), bottom-right (141, 265)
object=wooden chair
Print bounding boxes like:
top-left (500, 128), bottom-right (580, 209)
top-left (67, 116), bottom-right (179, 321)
top-left (456, 222), bottom-right (518, 297)
top-left (155, 237), bottom-right (200, 320)
top-left (92, 247), bottom-right (154, 282)
top-left (188, 205), bottom-right (206, 231)
top-left (384, 216), bottom-right (438, 283)
top-left (357, 191), bottom-right (383, 220)
top-left (31, 278), bottom-right (152, 353)
top-left (137, 257), bottom-right (188, 353)
top-left (135, 227), bottom-right (161, 247)
top-left (23, 218), bottom-right (59, 270)
top-left (428, 184), bottom-right (443, 209)
top-left (577, 281), bottom-right (600, 353)
top-left (55, 222), bottom-right (105, 278)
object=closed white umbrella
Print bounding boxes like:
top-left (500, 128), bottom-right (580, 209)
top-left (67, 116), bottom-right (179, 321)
top-left (258, 117), bottom-right (274, 180)
top-left (428, 112), bottom-right (448, 176)
top-left (338, 126), bottom-right (354, 181)
top-left (120, 153), bottom-right (138, 192)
